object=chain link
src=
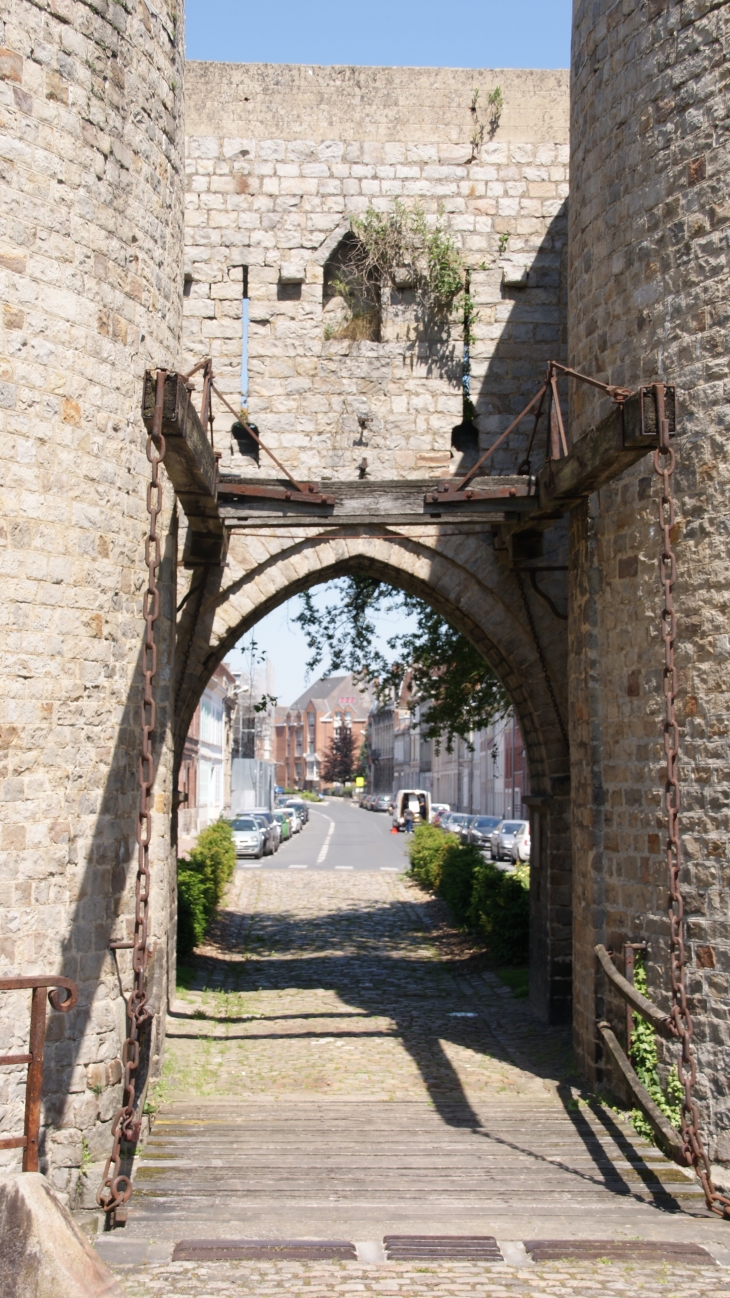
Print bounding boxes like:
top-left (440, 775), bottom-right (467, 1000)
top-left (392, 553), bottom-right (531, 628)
top-left (98, 369), bottom-right (167, 1221)
top-left (653, 384), bottom-right (730, 1218)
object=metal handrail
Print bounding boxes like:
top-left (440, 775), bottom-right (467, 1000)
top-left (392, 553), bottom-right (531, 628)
top-left (594, 944), bottom-right (676, 1039)
top-left (0, 975), bottom-right (78, 1171)
top-left (593, 946), bottom-right (688, 1166)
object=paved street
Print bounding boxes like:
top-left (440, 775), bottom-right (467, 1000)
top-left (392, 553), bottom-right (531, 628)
top-left (243, 797), bottom-right (408, 871)
top-left (98, 806), bottom-right (730, 1295)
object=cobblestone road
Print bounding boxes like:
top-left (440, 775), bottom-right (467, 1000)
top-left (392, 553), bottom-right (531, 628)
top-left (102, 846), bottom-right (730, 1295)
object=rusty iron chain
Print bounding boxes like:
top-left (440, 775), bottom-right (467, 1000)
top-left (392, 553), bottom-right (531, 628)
top-left (98, 369), bottom-right (167, 1222)
top-left (653, 384), bottom-right (730, 1218)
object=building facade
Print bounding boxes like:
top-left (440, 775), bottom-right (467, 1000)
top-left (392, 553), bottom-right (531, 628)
top-left (178, 663), bottom-right (236, 848)
top-left (275, 674), bottom-right (371, 790)
top-left (375, 697), bottom-right (528, 819)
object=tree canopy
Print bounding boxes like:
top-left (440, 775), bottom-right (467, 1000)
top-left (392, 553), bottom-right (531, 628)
top-left (294, 577), bottom-right (509, 752)
top-left (321, 725), bottom-right (357, 784)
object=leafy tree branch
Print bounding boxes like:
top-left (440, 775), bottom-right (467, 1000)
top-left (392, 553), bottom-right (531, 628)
top-left (294, 577), bottom-right (509, 753)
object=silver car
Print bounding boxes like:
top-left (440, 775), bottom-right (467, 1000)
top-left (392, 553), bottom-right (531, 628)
top-left (231, 816), bottom-right (265, 859)
top-left (491, 819), bottom-right (529, 862)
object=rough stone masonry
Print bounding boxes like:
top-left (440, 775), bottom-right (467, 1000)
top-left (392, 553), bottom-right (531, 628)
top-left (0, 0), bottom-right (729, 1204)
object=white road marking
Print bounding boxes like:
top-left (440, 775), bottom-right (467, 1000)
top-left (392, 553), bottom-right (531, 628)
top-left (288, 864), bottom-right (308, 869)
top-left (334, 865), bottom-right (353, 870)
top-left (239, 863), bottom-right (262, 869)
top-left (316, 816), bottom-right (335, 864)
top-left (380, 867), bottom-right (399, 872)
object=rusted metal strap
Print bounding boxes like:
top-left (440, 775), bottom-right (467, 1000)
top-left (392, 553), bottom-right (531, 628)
top-left (597, 1022), bottom-right (687, 1165)
top-left (210, 381), bottom-right (333, 505)
top-left (594, 945), bottom-right (675, 1039)
top-left (433, 383), bottom-right (548, 498)
top-left (0, 976), bottom-right (78, 1172)
top-left (432, 358), bottom-right (635, 503)
top-left (219, 481), bottom-right (335, 505)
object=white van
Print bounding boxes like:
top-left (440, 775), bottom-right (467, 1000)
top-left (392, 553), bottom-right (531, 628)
top-left (393, 789), bottom-right (431, 831)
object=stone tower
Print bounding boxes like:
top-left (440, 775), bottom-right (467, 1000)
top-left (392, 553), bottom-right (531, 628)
top-left (569, 1), bottom-right (730, 1157)
top-left (0, 0), bottom-right (184, 1197)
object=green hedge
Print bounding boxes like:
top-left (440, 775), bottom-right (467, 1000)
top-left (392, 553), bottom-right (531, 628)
top-left (439, 842), bottom-right (486, 926)
top-left (177, 820), bottom-right (236, 957)
top-left (407, 826), bottom-right (530, 966)
top-left (469, 860), bottom-right (530, 965)
top-left (407, 823), bottom-right (457, 889)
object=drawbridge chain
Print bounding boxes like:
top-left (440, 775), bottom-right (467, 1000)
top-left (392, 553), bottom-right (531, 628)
top-left (97, 369), bottom-right (167, 1223)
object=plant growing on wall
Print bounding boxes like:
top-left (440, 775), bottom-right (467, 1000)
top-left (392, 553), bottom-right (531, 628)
top-left (469, 86), bottom-right (504, 160)
top-left (349, 201), bottom-right (465, 311)
top-left (628, 955), bottom-right (683, 1142)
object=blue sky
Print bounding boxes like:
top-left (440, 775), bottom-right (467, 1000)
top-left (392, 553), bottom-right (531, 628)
top-left (226, 588), bottom-right (419, 710)
top-left (186, 0), bottom-right (572, 69)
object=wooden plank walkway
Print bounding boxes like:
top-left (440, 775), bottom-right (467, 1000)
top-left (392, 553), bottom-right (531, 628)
top-left (128, 1095), bottom-right (707, 1242)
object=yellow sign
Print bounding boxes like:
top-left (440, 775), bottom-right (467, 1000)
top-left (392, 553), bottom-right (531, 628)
top-left (355, 776), bottom-right (365, 787)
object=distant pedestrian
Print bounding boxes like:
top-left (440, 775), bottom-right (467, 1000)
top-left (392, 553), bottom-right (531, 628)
top-left (404, 806), bottom-right (414, 834)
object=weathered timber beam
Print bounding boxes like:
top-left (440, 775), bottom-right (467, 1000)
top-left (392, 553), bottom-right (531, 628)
top-left (595, 944), bottom-right (675, 1039)
top-left (597, 1023), bottom-right (688, 1166)
top-left (142, 370), bottom-right (225, 566)
top-left (217, 476), bottom-right (538, 525)
top-left (537, 387), bottom-right (676, 512)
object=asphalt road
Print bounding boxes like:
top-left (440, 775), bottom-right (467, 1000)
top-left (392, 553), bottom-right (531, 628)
top-left (238, 798), bottom-right (409, 872)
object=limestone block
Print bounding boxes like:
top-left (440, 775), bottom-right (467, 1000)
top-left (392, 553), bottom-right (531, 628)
top-left (0, 1173), bottom-right (124, 1297)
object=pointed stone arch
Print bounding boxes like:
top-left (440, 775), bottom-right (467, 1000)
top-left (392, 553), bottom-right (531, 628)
top-left (172, 524), bottom-right (571, 1022)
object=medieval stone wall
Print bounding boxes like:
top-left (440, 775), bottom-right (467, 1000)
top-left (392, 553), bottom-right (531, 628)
top-left (0, 0), bottom-right (184, 1199)
top-left (569, 0), bottom-right (730, 1159)
top-left (182, 64), bottom-right (569, 481)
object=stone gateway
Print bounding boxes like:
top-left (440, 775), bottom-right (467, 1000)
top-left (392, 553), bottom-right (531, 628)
top-left (0, 0), bottom-right (729, 1215)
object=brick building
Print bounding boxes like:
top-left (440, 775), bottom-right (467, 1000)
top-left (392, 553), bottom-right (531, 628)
top-left (275, 674), bottom-right (371, 790)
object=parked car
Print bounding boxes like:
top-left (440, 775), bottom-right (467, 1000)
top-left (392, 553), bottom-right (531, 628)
top-left (430, 803), bottom-right (450, 824)
top-left (252, 808), bottom-right (280, 848)
top-left (284, 797), bottom-right (309, 824)
top-left (440, 812), bottom-right (470, 835)
top-left (467, 815), bottom-right (502, 851)
top-left (374, 795), bottom-right (391, 812)
top-left (491, 819), bottom-right (529, 861)
top-left (510, 822), bottom-right (531, 863)
top-left (458, 815), bottom-right (478, 844)
top-left (231, 816), bottom-right (265, 859)
top-left (273, 810), bottom-right (290, 841)
top-left (251, 813), bottom-right (278, 855)
top-left (281, 806), bottom-right (302, 834)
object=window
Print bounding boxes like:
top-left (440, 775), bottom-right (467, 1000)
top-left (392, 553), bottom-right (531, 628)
top-left (308, 713), bottom-right (315, 753)
top-left (200, 695), bottom-right (223, 747)
top-left (295, 729), bottom-right (303, 756)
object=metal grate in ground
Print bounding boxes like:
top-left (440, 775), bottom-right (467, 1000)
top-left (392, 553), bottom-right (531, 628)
top-left (172, 1238), bottom-right (357, 1261)
top-left (384, 1235), bottom-right (502, 1260)
top-left (524, 1239), bottom-right (714, 1264)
